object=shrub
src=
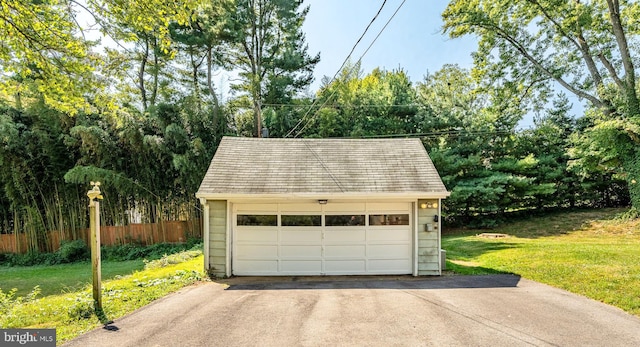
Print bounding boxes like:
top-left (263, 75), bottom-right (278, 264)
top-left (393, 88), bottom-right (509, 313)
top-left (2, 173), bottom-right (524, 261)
top-left (0, 288), bottom-right (19, 316)
top-left (101, 241), bottom-right (203, 262)
top-left (101, 243), bottom-right (143, 262)
top-left (0, 251), bottom-right (57, 267)
top-left (56, 240), bottom-right (89, 264)
top-left (186, 237), bottom-right (202, 249)
top-left (0, 286), bottom-right (41, 322)
top-left (65, 294), bottom-right (94, 321)
top-left (0, 240), bottom-right (203, 266)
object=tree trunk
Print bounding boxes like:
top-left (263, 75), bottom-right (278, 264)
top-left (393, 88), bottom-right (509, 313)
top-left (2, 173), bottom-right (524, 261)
top-left (606, 0), bottom-right (640, 116)
top-left (206, 47), bottom-right (221, 133)
top-left (254, 96), bottom-right (262, 137)
top-left (150, 37), bottom-right (159, 108)
top-left (623, 148), bottom-right (640, 212)
top-left (190, 47), bottom-right (202, 112)
top-left (139, 39), bottom-right (149, 112)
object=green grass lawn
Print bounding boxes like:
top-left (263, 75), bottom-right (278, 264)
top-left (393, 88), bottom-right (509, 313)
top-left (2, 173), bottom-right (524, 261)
top-left (0, 260), bottom-right (145, 297)
top-left (443, 208), bottom-right (640, 317)
top-left (0, 250), bottom-right (205, 344)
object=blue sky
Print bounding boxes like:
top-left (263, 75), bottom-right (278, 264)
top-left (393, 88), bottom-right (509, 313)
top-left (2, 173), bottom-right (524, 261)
top-left (302, 0), bottom-right (477, 91)
top-left (78, 0), bottom-right (582, 127)
top-left (301, 0), bottom-right (585, 127)
top-left (78, 0), bottom-right (477, 98)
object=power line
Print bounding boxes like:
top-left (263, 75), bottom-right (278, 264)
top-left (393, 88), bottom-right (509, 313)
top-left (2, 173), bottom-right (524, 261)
top-left (356, 129), bottom-right (515, 139)
top-left (286, 1), bottom-right (392, 193)
top-left (290, 0), bottom-right (408, 138)
top-left (310, 129), bottom-right (514, 140)
top-left (343, 0), bottom-right (388, 70)
top-left (285, 0), bottom-right (390, 138)
top-left (262, 103), bottom-right (423, 108)
top-left (302, 140), bottom-right (346, 192)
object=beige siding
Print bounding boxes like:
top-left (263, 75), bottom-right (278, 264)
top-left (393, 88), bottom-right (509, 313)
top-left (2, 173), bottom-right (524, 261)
top-left (208, 200), bottom-right (227, 277)
top-left (417, 199), bottom-right (440, 275)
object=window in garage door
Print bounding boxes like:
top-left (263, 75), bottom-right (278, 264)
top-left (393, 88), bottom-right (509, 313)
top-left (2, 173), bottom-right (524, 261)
top-left (325, 215), bottom-right (365, 226)
top-left (369, 214), bottom-right (410, 226)
top-left (281, 215), bottom-right (321, 226)
top-left (237, 215), bottom-right (277, 226)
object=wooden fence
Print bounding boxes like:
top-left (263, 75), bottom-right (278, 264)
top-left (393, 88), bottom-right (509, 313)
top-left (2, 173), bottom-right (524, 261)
top-left (0, 220), bottom-right (202, 254)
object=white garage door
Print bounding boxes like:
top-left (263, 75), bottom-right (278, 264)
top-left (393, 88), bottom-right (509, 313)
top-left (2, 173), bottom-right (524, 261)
top-left (232, 202), bottom-right (412, 275)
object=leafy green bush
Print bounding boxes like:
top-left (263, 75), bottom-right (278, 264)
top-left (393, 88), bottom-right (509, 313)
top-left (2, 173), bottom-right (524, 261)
top-left (0, 251), bottom-right (58, 267)
top-left (0, 288), bottom-right (19, 316)
top-left (101, 241), bottom-right (202, 262)
top-left (65, 294), bottom-right (94, 321)
top-left (0, 286), bottom-right (41, 323)
top-left (0, 240), bottom-right (202, 266)
top-left (101, 243), bottom-right (145, 261)
top-left (57, 240), bottom-right (89, 263)
top-left (0, 240), bottom-right (90, 266)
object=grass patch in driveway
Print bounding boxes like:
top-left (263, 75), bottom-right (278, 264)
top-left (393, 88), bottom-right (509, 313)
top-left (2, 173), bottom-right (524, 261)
top-left (443, 208), bottom-right (640, 317)
top-left (0, 250), bottom-right (205, 344)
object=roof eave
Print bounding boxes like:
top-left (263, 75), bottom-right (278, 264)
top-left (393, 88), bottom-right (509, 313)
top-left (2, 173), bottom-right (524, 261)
top-left (195, 191), bottom-right (451, 202)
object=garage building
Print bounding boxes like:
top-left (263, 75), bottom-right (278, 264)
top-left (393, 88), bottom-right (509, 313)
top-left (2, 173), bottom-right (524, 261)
top-left (196, 136), bottom-right (449, 277)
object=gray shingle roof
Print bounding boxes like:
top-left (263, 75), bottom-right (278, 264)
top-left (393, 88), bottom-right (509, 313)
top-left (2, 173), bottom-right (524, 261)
top-left (196, 137), bottom-right (448, 196)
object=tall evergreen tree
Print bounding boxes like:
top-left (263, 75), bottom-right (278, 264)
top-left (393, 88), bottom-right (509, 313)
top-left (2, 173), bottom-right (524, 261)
top-left (223, 0), bottom-right (320, 137)
top-left (416, 65), bottom-right (550, 226)
top-left (443, 0), bottom-right (640, 213)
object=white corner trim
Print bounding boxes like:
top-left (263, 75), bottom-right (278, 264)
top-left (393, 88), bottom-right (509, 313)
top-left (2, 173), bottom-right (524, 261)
top-left (226, 201), bottom-right (231, 277)
top-left (413, 201), bottom-right (418, 277)
top-left (438, 198), bottom-right (443, 275)
top-left (203, 200), bottom-right (210, 273)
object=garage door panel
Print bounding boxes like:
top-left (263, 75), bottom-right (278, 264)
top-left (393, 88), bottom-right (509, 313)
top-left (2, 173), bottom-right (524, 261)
top-left (367, 228), bottom-right (411, 242)
top-left (368, 244), bottom-right (411, 258)
top-left (233, 202), bottom-right (413, 275)
top-left (324, 260), bottom-right (366, 273)
top-left (367, 202), bottom-right (409, 212)
top-left (324, 229), bottom-right (366, 242)
top-left (280, 245), bottom-right (322, 258)
top-left (235, 204), bottom-right (277, 212)
top-left (280, 260), bottom-right (322, 272)
top-left (323, 202), bottom-right (365, 212)
top-left (368, 259), bottom-right (412, 272)
top-left (235, 245), bottom-right (278, 258)
top-left (236, 229), bottom-right (278, 242)
top-left (279, 203), bottom-right (322, 212)
top-left (280, 230), bottom-right (322, 243)
top-left (234, 260), bottom-right (278, 274)
top-left (324, 245), bottom-right (366, 258)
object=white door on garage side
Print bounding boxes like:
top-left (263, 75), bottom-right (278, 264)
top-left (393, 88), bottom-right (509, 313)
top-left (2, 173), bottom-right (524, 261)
top-left (232, 202), bottom-right (412, 275)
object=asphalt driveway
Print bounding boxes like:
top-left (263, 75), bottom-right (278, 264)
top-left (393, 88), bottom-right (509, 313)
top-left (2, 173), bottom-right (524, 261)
top-left (63, 275), bottom-right (640, 347)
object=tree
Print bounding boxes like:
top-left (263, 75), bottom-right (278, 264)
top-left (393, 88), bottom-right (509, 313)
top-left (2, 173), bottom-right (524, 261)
top-left (416, 64), bottom-right (552, 226)
top-left (224, 0), bottom-right (319, 137)
top-left (169, 0), bottom-right (233, 125)
top-left (89, 0), bottom-right (205, 113)
top-left (442, 0), bottom-right (640, 212)
top-left (0, 0), bottom-right (237, 252)
top-left (0, 0), bottom-right (95, 114)
top-left (517, 95), bottom-right (581, 208)
top-left (0, 103), bottom-right (87, 250)
top-left (0, 0), bottom-right (203, 114)
top-left (298, 64), bottom-right (418, 138)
